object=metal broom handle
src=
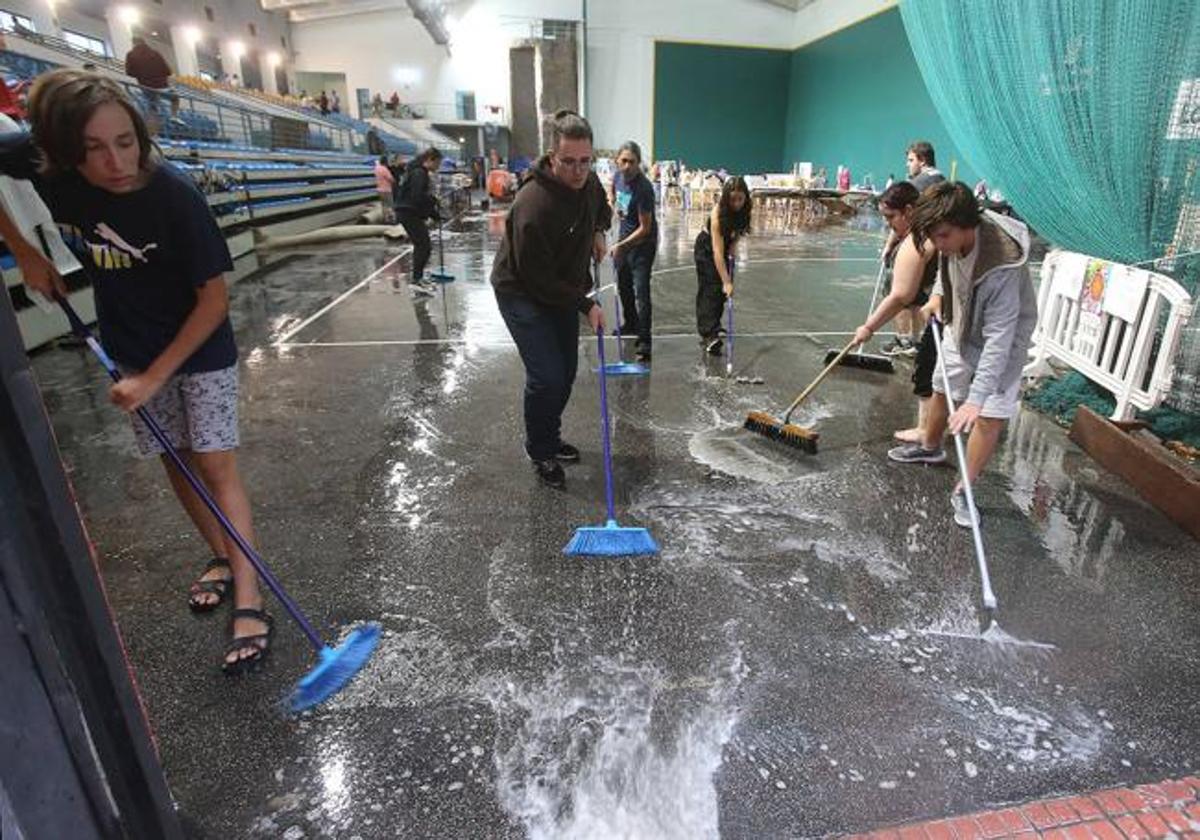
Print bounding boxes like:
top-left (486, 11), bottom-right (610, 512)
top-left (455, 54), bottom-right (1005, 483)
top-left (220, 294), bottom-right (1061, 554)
top-left (930, 315), bottom-right (998, 611)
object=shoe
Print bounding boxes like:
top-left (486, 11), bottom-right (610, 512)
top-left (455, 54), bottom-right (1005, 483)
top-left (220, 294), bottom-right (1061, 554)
top-left (556, 442), bottom-right (580, 463)
top-left (410, 281), bottom-right (436, 298)
top-left (188, 557), bottom-right (233, 613)
top-left (881, 337), bottom-right (914, 357)
top-left (950, 489), bottom-right (980, 529)
top-left (887, 442), bottom-right (947, 464)
top-left (635, 348), bottom-right (651, 363)
top-left (221, 607), bottom-right (274, 676)
top-left (705, 337), bottom-right (724, 355)
top-left (532, 458), bottom-right (565, 488)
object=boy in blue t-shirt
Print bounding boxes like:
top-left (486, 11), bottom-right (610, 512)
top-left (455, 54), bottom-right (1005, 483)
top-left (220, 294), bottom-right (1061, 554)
top-left (608, 141), bottom-right (657, 362)
top-left (0, 69), bottom-right (271, 675)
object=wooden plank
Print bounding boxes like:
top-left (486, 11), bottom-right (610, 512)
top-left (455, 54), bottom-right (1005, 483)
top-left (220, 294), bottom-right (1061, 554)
top-left (1069, 406), bottom-right (1200, 540)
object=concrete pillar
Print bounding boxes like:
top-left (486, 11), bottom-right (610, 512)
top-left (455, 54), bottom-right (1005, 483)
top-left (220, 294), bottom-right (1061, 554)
top-left (105, 7), bottom-right (136, 65)
top-left (220, 42), bottom-right (243, 84)
top-left (259, 54), bottom-right (278, 95)
top-left (28, 1), bottom-right (61, 38)
top-left (168, 25), bottom-right (198, 78)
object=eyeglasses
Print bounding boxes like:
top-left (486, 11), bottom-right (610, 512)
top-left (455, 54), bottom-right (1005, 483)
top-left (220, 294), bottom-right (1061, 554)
top-left (556, 156), bottom-right (593, 170)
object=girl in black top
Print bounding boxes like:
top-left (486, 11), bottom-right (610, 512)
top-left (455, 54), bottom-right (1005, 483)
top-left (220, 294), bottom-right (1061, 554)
top-left (0, 69), bottom-right (272, 674)
top-left (695, 176), bottom-right (752, 353)
top-left (394, 146), bottom-right (443, 293)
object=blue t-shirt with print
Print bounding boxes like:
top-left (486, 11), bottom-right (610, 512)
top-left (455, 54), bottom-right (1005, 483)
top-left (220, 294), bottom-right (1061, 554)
top-left (42, 159), bottom-right (236, 373)
top-left (613, 170), bottom-right (657, 244)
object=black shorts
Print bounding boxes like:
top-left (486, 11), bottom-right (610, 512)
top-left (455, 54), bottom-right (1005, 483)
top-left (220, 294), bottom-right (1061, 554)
top-left (912, 321), bottom-right (940, 398)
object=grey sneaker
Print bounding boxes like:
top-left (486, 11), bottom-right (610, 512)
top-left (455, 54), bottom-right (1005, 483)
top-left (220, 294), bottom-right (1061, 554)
top-left (410, 280), bottom-right (436, 298)
top-left (950, 489), bottom-right (980, 529)
top-left (887, 442), bottom-right (947, 464)
top-left (880, 337), bottom-right (906, 357)
top-left (898, 338), bottom-right (919, 357)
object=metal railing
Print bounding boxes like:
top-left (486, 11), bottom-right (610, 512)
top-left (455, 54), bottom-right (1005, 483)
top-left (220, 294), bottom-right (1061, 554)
top-left (122, 81), bottom-right (357, 152)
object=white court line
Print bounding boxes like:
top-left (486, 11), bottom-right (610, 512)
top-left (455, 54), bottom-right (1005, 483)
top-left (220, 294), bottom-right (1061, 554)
top-left (272, 246), bottom-right (412, 345)
top-left (276, 329), bottom-right (858, 350)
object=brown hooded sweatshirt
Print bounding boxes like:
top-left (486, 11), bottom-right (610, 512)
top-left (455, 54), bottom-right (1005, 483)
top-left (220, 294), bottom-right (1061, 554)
top-left (491, 155), bottom-right (612, 314)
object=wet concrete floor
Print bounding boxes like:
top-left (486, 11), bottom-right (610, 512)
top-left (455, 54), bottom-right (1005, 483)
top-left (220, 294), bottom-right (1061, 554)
top-left (28, 208), bottom-right (1200, 838)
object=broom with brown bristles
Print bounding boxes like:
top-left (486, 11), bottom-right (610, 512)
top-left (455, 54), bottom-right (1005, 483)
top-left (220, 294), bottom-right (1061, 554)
top-left (744, 338), bottom-right (861, 453)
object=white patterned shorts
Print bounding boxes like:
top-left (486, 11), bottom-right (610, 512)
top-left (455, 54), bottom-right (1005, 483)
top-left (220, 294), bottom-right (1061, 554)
top-left (120, 364), bottom-right (240, 457)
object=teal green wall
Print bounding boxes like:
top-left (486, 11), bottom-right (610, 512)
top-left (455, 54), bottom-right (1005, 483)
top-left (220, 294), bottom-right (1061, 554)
top-left (783, 8), bottom-right (976, 186)
top-left (653, 42), bottom-right (791, 173)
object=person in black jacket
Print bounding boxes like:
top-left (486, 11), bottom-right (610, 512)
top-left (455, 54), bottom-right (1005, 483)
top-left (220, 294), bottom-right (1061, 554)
top-left (491, 110), bottom-right (612, 488)
top-left (395, 146), bottom-right (443, 296)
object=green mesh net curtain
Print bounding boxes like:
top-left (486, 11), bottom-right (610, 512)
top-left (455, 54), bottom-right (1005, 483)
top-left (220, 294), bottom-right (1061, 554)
top-left (900, 0), bottom-right (1200, 412)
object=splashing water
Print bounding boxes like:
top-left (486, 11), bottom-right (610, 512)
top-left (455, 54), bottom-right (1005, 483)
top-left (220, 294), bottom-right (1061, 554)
top-left (488, 632), bottom-right (746, 840)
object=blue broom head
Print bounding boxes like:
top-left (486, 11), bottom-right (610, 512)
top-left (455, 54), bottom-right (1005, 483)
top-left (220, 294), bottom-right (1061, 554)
top-left (288, 622), bottom-right (382, 713)
top-left (597, 362), bottom-right (649, 377)
top-left (428, 271), bottom-right (455, 284)
top-left (563, 519), bottom-right (660, 557)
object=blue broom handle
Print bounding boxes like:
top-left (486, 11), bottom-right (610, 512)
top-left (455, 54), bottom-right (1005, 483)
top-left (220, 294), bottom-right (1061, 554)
top-left (55, 295), bottom-right (328, 652)
top-left (593, 326), bottom-right (618, 523)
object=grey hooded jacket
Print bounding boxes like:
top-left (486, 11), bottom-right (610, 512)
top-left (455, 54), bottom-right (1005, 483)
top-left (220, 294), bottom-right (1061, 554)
top-left (932, 211), bottom-right (1038, 408)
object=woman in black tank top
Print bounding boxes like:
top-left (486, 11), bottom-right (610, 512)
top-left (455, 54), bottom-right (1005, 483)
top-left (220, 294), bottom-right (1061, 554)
top-left (695, 176), bottom-right (752, 352)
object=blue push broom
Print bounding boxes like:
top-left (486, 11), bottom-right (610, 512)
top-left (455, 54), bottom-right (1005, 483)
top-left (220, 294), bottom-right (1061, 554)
top-left (428, 204), bottom-right (456, 284)
top-left (51, 279), bottom-right (379, 713)
top-left (564, 326), bottom-right (660, 557)
top-left (599, 259), bottom-right (648, 376)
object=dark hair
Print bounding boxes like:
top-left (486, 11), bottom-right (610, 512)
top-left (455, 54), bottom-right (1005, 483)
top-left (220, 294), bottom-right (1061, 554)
top-left (910, 181), bottom-right (981, 246)
top-left (378, 155), bottom-right (389, 165)
top-left (718, 175), bottom-right (752, 238)
top-left (28, 69), bottom-right (155, 176)
top-left (418, 146), bottom-right (443, 164)
top-left (907, 140), bottom-right (936, 167)
top-left (879, 181), bottom-right (919, 211)
top-left (616, 140), bottom-right (642, 164)
top-left (549, 109), bottom-right (593, 150)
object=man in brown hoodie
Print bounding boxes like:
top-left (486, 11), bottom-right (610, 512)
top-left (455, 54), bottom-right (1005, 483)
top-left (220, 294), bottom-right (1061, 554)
top-left (491, 110), bottom-right (612, 488)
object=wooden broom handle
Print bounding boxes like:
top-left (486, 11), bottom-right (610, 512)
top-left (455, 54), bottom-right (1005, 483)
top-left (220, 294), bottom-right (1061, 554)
top-left (783, 338), bottom-right (860, 423)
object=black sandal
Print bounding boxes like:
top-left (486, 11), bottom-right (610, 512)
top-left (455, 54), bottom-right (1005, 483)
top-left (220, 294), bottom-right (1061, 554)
top-left (221, 608), bottom-right (274, 676)
top-left (188, 558), bottom-right (233, 613)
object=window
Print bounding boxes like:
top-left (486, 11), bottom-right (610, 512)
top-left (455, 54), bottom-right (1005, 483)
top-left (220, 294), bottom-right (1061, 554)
top-left (204, 6), bottom-right (214, 22)
top-left (247, 23), bottom-right (256, 37)
top-left (63, 29), bottom-right (108, 57)
top-left (0, 11), bottom-right (36, 33)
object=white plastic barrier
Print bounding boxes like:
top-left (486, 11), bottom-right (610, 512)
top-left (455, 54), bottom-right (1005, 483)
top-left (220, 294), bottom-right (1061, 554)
top-left (1024, 250), bottom-right (1194, 421)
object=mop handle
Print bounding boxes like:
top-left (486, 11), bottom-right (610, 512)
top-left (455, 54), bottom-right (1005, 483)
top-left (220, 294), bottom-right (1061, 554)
top-left (725, 256), bottom-right (735, 372)
top-left (54, 291), bottom-right (328, 652)
top-left (929, 315), bottom-right (998, 611)
top-left (594, 326), bottom-right (618, 523)
top-left (782, 338), bottom-right (860, 424)
top-left (865, 257), bottom-right (887, 321)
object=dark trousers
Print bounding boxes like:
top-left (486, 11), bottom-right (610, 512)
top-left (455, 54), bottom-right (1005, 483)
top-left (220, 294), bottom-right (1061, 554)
top-left (496, 293), bottom-right (580, 461)
top-left (616, 242), bottom-right (655, 351)
top-left (912, 320), bottom-right (941, 398)
top-left (398, 210), bottom-right (432, 279)
top-left (694, 236), bottom-right (726, 339)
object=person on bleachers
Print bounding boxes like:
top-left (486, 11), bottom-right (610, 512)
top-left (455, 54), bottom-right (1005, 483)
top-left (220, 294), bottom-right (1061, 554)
top-left (318, 91), bottom-right (329, 115)
top-left (330, 90), bottom-right (341, 114)
top-left (388, 91), bottom-right (400, 115)
top-left (371, 92), bottom-right (384, 117)
top-left (395, 146), bottom-right (444, 297)
top-left (124, 35), bottom-right (178, 119)
top-left (0, 69), bottom-right (273, 673)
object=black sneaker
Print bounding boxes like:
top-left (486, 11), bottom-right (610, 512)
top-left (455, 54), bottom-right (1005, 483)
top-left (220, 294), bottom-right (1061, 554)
top-left (705, 336), bottom-right (724, 355)
top-left (532, 458), bottom-right (565, 488)
top-left (635, 349), bottom-right (651, 363)
top-left (556, 442), bottom-right (580, 463)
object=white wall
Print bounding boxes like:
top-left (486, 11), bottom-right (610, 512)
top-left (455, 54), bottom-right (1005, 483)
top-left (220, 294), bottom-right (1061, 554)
top-left (291, 0), bottom-right (798, 153)
top-left (791, 0), bottom-right (897, 48)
